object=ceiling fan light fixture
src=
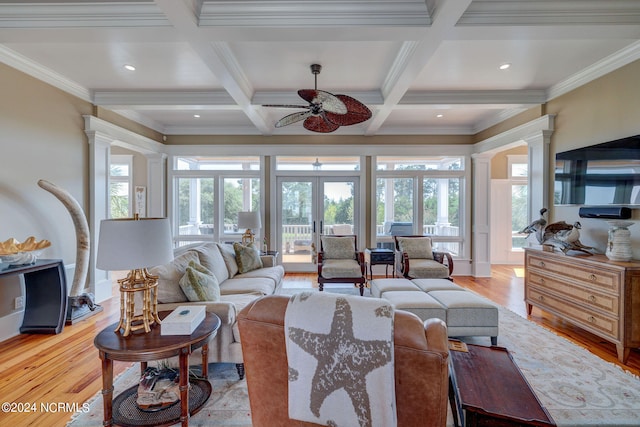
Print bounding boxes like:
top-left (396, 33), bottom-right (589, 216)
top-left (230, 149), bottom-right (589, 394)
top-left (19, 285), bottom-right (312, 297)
top-left (263, 64), bottom-right (371, 133)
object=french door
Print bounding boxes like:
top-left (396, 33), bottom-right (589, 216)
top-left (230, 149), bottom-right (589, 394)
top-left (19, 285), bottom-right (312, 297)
top-left (276, 176), bottom-right (360, 272)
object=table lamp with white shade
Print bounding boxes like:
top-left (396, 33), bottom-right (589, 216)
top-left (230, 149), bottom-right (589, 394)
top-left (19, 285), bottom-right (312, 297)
top-left (96, 217), bottom-right (173, 336)
top-left (237, 211), bottom-right (261, 245)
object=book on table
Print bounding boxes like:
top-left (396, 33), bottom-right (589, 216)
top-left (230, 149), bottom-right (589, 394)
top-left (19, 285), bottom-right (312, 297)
top-left (161, 305), bottom-right (206, 335)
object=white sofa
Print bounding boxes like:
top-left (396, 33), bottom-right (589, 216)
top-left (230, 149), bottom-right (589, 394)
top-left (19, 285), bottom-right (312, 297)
top-left (150, 242), bottom-right (284, 378)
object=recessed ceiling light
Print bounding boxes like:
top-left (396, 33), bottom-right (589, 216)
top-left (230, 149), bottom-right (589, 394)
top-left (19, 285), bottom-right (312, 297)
top-left (123, 64), bottom-right (136, 71)
top-left (193, 114), bottom-right (200, 118)
top-left (499, 63), bottom-right (511, 70)
top-left (436, 114), bottom-right (443, 118)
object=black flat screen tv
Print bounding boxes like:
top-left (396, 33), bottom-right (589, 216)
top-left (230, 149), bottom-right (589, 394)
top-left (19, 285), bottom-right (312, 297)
top-left (554, 135), bottom-right (640, 206)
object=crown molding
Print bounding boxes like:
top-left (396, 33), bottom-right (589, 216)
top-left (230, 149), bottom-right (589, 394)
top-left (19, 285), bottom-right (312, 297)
top-left (198, 0), bottom-right (432, 27)
top-left (0, 2), bottom-right (170, 28)
top-left (458, 0), bottom-right (640, 26)
top-left (0, 45), bottom-right (91, 101)
top-left (546, 40), bottom-right (640, 101)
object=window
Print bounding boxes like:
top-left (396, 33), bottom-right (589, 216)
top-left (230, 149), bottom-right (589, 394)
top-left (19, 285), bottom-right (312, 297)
top-left (375, 156), bottom-right (464, 255)
top-left (170, 156), bottom-right (262, 246)
top-left (276, 156), bottom-right (360, 171)
top-left (508, 155), bottom-right (528, 250)
top-left (109, 155), bottom-right (132, 218)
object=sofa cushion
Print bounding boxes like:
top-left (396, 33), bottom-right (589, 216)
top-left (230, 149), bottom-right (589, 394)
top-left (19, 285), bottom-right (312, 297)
top-left (397, 237), bottom-right (434, 260)
top-left (193, 243), bottom-right (229, 284)
top-left (220, 277), bottom-right (275, 296)
top-left (179, 260), bottom-right (221, 302)
top-left (233, 242), bottom-right (263, 274)
top-left (150, 250), bottom-right (198, 303)
top-left (217, 243), bottom-right (239, 277)
top-left (235, 265), bottom-right (285, 289)
top-left (321, 235), bottom-right (355, 259)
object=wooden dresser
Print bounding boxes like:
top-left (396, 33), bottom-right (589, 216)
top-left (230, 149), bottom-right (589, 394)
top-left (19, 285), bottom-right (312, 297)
top-left (524, 248), bottom-right (640, 364)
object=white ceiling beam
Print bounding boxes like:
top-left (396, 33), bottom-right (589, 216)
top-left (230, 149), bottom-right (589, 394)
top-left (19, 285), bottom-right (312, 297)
top-left (0, 2), bottom-right (171, 28)
top-left (364, 0), bottom-right (474, 135)
top-left (400, 90), bottom-right (547, 105)
top-left (458, 0), bottom-right (640, 26)
top-left (153, 0), bottom-right (272, 134)
top-left (198, 0), bottom-right (432, 27)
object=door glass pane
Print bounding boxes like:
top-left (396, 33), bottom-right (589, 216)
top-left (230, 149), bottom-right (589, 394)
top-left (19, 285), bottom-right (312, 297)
top-left (176, 177), bottom-right (215, 236)
top-left (223, 177), bottom-right (261, 239)
top-left (512, 184), bottom-right (528, 249)
top-left (281, 181), bottom-right (313, 263)
top-left (323, 181), bottom-right (355, 235)
top-left (422, 178), bottom-right (460, 237)
top-left (375, 177), bottom-right (413, 249)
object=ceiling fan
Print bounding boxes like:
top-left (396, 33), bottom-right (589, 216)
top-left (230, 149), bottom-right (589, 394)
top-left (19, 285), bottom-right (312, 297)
top-left (262, 64), bottom-right (372, 133)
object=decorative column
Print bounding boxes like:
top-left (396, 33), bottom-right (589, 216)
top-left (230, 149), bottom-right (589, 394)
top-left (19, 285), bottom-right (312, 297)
top-left (524, 130), bottom-right (552, 224)
top-left (86, 128), bottom-right (113, 303)
top-left (146, 153), bottom-right (167, 218)
top-left (471, 154), bottom-right (492, 277)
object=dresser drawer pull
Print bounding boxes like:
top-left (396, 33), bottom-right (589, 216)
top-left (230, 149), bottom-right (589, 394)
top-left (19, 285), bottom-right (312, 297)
top-left (589, 295), bottom-right (596, 303)
top-left (539, 261), bottom-right (545, 268)
top-left (588, 316), bottom-right (596, 323)
top-left (589, 274), bottom-right (597, 281)
top-left (540, 278), bottom-right (545, 285)
top-left (538, 295), bottom-right (544, 301)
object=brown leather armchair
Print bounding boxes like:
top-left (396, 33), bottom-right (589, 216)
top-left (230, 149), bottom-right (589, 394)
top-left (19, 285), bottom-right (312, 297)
top-left (238, 294), bottom-right (450, 427)
top-left (394, 235), bottom-right (454, 280)
top-left (317, 234), bottom-right (366, 296)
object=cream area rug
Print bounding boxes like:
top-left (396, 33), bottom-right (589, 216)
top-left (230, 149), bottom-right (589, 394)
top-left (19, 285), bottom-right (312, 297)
top-left (69, 289), bottom-right (640, 427)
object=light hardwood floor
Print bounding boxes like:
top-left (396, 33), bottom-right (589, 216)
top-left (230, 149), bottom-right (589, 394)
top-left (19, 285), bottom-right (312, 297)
top-left (1, 266), bottom-right (638, 426)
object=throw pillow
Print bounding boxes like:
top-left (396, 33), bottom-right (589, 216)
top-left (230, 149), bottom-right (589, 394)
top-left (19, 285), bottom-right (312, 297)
top-left (321, 236), bottom-right (355, 259)
top-left (233, 242), bottom-right (263, 274)
top-left (397, 237), bottom-right (434, 259)
top-left (149, 250), bottom-right (199, 303)
top-left (179, 260), bottom-right (220, 302)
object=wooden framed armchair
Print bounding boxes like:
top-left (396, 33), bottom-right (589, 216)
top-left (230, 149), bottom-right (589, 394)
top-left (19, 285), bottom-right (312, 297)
top-left (394, 236), bottom-right (453, 280)
top-left (317, 234), bottom-right (366, 296)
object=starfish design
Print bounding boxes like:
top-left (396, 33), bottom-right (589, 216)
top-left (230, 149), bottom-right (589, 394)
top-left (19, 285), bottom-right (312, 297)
top-left (288, 297), bottom-right (393, 427)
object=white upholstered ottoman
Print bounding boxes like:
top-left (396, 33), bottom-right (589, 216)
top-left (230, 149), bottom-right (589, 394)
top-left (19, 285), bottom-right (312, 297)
top-left (370, 278), bottom-right (419, 298)
top-left (411, 278), bottom-right (465, 292)
top-left (381, 290), bottom-right (447, 323)
top-left (428, 290), bottom-right (499, 345)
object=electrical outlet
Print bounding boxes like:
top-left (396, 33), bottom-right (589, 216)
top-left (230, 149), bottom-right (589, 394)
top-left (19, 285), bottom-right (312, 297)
top-left (14, 296), bottom-right (24, 310)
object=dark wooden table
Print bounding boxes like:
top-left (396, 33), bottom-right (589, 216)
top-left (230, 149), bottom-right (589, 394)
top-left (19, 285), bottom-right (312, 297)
top-left (449, 344), bottom-right (555, 427)
top-left (94, 311), bottom-right (221, 427)
top-left (364, 248), bottom-right (395, 281)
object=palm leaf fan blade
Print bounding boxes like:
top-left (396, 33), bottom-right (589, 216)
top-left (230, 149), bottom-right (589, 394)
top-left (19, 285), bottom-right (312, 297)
top-left (303, 115), bottom-right (339, 133)
top-left (325, 95), bottom-right (372, 126)
top-left (275, 111), bottom-right (311, 128)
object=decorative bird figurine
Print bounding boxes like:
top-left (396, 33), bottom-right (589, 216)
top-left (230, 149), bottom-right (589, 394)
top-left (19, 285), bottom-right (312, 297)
top-left (520, 208), bottom-right (548, 244)
top-left (543, 220), bottom-right (593, 255)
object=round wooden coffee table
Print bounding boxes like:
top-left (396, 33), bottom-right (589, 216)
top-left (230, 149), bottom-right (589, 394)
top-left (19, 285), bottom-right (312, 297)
top-left (94, 311), bottom-right (221, 427)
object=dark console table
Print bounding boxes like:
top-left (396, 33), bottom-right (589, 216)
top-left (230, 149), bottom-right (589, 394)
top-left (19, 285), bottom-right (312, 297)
top-left (0, 259), bottom-right (67, 334)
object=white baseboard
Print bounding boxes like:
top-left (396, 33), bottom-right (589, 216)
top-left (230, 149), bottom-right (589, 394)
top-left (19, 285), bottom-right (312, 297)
top-left (0, 310), bottom-right (24, 342)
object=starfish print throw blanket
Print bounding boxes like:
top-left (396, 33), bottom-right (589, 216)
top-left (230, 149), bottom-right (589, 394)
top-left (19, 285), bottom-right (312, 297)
top-left (285, 291), bottom-right (396, 427)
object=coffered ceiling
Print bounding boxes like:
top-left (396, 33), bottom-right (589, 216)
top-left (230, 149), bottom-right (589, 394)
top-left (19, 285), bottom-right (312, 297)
top-left (1, 0), bottom-right (639, 136)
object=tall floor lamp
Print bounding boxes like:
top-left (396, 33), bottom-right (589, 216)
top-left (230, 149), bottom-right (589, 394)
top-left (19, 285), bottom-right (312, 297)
top-left (238, 211), bottom-right (261, 245)
top-left (96, 217), bottom-right (173, 336)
